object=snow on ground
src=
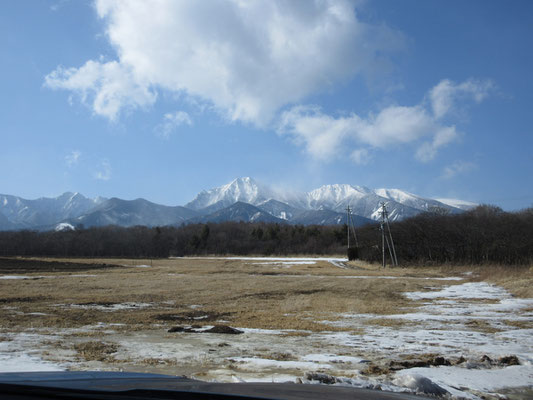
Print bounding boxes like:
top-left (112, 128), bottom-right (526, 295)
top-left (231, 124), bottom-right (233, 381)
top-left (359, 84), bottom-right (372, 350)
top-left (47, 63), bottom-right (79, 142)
top-left (0, 275), bottom-right (33, 280)
top-left (406, 282), bottom-right (509, 300)
top-left (180, 256), bottom-right (348, 268)
top-left (302, 354), bottom-right (364, 364)
top-left (0, 333), bottom-right (64, 373)
top-left (323, 282), bottom-right (533, 359)
top-left (395, 365), bottom-right (533, 398)
top-left (250, 261), bottom-right (317, 266)
top-left (0, 275), bottom-right (46, 280)
top-left (1, 264), bottom-right (531, 398)
top-left (229, 357), bottom-right (332, 371)
top-left (0, 353), bottom-right (64, 373)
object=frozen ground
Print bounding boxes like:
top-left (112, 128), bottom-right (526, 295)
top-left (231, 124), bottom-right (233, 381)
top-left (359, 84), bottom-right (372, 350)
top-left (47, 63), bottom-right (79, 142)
top-left (182, 256), bottom-right (348, 268)
top-left (1, 258), bottom-right (531, 399)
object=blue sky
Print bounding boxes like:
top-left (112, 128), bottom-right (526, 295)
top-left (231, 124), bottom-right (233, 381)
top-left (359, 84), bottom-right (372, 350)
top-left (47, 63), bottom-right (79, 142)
top-left (1, 0), bottom-right (532, 210)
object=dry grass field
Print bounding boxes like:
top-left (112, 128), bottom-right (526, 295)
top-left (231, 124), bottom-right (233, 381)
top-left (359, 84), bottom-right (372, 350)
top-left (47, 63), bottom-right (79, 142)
top-left (0, 256), bottom-right (532, 398)
top-left (1, 256), bottom-right (503, 331)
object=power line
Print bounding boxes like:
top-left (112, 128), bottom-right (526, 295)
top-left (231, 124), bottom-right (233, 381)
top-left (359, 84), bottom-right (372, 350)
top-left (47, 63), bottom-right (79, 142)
top-left (346, 206), bottom-right (359, 261)
top-left (379, 202), bottom-right (397, 268)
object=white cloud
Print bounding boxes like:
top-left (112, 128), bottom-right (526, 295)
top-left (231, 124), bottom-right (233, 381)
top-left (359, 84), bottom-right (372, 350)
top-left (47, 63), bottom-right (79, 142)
top-left (280, 78), bottom-right (490, 162)
top-left (415, 126), bottom-right (458, 162)
top-left (279, 103), bottom-right (442, 161)
top-left (45, 0), bottom-right (403, 125)
top-left (442, 161), bottom-right (477, 179)
top-left (351, 148), bottom-right (372, 165)
top-left (354, 105), bottom-right (434, 148)
top-left (93, 160), bottom-right (111, 181)
top-left (278, 105), bottom-right (355, 160)
top-left (155, 111), bottom-right (193, 138)
top-left (429, 79), bottom-right (493, 119)
top-left (45, 60), bottom-right (156, 121)
top-left (65, 150), bottom-right (81, 167)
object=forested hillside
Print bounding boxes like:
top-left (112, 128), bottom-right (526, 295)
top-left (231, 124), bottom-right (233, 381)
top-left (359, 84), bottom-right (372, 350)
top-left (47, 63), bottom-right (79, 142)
top-left (0, 205), bottom-right (531, 265)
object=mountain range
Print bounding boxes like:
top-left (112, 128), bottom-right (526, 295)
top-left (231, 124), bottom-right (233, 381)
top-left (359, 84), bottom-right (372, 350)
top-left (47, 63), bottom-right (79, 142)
top-left (0, 177), bottom-right (476, 231)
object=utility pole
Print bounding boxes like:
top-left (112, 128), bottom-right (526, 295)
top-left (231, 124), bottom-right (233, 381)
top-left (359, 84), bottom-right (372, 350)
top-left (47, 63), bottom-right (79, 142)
top-left (385, 213), bottom-right (398, 266)
top-left (380, 203), bottom-right (386, 268)
top-left (346, 205), bottom-right (351, 250)
top-left (346, 206), bottom-right (359, 261)
top-left (379, 202), bottom-right (398, 268)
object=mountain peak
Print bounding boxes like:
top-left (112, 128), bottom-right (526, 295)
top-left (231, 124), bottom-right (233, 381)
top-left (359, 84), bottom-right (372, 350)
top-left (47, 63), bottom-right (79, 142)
top-left (186, 177), bottom-right (273, 211)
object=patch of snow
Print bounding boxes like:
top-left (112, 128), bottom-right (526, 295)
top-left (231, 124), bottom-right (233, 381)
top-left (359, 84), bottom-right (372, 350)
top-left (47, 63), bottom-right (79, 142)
top-left (405, 282), bottom-right (508, 300)
top-left (221, 257), bottom-right (348, 262)
top-left (54, 222), bottom-right (75, 232)
top-left (229, 357), bottom-right (331, 370)
top-left (250, 261), bottom-right (317, 266)
top-left (0, 353), bottom-right (64, 372)
top-left (0, 275), bottom-right (32, 280)
top-left (302, 354), bottom-right (364, 364)
top-left (392, 374), bottom-right (449, 397)
top-left (0, 333), bottom-right (64, 373)
top-left (435, 198), bottom-right (478, 210)
top-left (395, 365), bottom-right (533, 396)
top-left (67, 302), bottom-right (152, 311)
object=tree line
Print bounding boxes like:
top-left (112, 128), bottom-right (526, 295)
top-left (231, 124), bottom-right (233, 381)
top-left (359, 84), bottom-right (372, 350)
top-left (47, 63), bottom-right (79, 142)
top-left (0, 205), bottom-right (531, 265)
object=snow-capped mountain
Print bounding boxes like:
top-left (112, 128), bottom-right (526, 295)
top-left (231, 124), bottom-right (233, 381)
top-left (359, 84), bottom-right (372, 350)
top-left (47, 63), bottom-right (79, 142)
top-left (375, 189), bottom-right (460, 214)
top-left (0, 178), bottom-right (476, 231)
top-left (188, 178), bottom-right (468, 222)
top-left (0, 192), bottom-right (106, 229)
top-left (70, 198), bottom-right (198, 228)
top-left (186, 202), bottom-right (285, 225)
top-left (186, 177), bottom-right (276, 211)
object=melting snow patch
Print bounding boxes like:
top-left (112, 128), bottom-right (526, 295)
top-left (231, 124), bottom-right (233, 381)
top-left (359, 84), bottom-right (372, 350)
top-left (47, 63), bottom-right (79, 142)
top-left (229, 357), bottom-right (331, 370)
top-left (395, 365), bottom-right (533, 397)
top-left (392, 374), bottom-right (449, 397)
top-left (250, 261), bottom-right (317, 266)
top-left (406, 282), bottom-right (509, 300)
top-left (0, 353), bottom-right (64, 372)
top-left (68, 302), bottom-right (152, 311)
top-left (0, 275), bottom-right (32, 280)
top-left (0, 333), bottom-right (64, 372)
top-left (302, 354), bottom-right (364, 364)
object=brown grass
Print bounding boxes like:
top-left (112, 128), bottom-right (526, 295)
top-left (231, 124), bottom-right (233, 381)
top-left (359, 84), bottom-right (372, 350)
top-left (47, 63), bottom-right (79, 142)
top-left (0, 257), bottom-right (530, 334)
top-left (73, 341), bottom-right (118, 361)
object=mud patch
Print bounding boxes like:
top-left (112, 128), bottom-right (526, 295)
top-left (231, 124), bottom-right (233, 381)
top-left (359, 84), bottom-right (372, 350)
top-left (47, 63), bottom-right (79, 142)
top-left (168, 325), bottom-right (243, 334)
top-left (0, 257), bottom-right (119, 273)
top-left (154, 310), bottom-right (230, 323)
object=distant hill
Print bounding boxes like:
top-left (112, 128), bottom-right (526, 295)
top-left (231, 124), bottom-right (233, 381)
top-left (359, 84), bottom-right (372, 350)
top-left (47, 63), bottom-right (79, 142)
top-left (69, 198), bottom-right (198, 228)
top-left (0, 177), bottom-right (475, 231)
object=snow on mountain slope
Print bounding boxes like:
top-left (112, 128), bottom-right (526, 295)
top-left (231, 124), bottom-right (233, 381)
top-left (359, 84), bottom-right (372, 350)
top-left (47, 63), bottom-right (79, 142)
top-left (256, 199), bottom-right (300, 220)
top-left (375, 188), bottom-right (457, 213)
top-left (435, 198), bottom-right (478, 210)
top-left (0, 192), bottom-right (106, 228)
top-left (186, 177), bottom-right (276, 211)
top-left (307, 184), bottom-right (371, 210)
top-left (186, 202), bottom-right (285, 224)
top-left (188, 178), bottom-right (470, 222)
top-left (0, 179), bottom-right (475, 230)
top-left (73, 198), bottom-right (197, 228)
